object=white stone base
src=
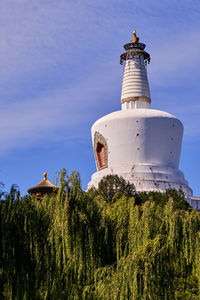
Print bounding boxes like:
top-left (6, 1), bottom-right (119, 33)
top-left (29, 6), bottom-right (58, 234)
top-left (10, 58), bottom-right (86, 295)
top-left (88, 163), bottom-right (193, 197)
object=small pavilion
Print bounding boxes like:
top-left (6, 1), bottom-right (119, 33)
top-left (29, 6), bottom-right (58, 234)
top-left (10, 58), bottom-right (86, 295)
top-left (27, 173), bottom-right (58, 199)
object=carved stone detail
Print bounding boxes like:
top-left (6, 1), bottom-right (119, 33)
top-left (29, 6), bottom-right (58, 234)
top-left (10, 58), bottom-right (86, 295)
top-left (94, 132), bottom-right (108, 170)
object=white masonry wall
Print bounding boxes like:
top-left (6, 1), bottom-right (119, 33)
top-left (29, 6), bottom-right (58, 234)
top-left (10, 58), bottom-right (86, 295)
top-left (88, 109), bottom-right (192, 198)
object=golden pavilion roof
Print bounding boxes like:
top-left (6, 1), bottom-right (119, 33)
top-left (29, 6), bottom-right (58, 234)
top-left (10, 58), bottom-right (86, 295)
top-left (27, 173), bottom-right (58, 194)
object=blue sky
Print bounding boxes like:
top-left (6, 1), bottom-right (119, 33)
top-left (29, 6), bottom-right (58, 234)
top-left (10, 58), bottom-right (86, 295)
top-left (0, 0), bottom-right (200, 196)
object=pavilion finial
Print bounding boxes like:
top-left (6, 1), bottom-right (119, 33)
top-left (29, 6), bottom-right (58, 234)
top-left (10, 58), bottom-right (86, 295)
top-left (131, 29), bottom-right (139, 44)
top-left (43, 173), bottom-right (48, 180)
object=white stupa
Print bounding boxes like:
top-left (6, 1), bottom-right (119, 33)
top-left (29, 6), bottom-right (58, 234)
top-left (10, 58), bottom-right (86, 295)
top-left (88, 30), bottom-right (196, 203)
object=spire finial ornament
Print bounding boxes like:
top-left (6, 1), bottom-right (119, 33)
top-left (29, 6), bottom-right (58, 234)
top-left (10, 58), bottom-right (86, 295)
top-left (43, 172), bottom-right (48, 180)
top-left (131, 29), bottom-right (139, 44)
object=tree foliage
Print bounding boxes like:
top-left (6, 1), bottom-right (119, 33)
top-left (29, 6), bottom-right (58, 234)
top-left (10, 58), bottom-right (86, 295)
top-left (0, 170), bottom-right (200, 299)
top-left (96, 174), bottom-right (136, 202)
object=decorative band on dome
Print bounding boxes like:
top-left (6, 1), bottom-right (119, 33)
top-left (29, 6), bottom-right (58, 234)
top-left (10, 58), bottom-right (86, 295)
top-left (121, 96), bottom-right (151, 104)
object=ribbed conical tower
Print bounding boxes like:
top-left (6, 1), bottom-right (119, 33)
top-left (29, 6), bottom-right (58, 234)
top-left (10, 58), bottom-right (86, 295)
top-left (120, 30), bottom-right (151, 110)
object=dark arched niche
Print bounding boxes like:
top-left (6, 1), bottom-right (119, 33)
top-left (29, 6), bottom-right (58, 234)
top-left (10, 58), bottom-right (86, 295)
top-left (94, 132), bottom-right (108, 170)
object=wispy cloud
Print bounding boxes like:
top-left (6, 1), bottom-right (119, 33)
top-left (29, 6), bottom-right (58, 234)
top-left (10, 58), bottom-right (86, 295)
top-left (0, 59), bottom-right (121, 153)
top-left (0, 0), bottom-right (199, 155)
top-left (149, 30), bottom-right (200, 85)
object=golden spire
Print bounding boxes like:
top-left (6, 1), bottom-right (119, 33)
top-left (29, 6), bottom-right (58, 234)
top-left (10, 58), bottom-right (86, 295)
top-left (43, 172), bottom-right (48, 180)
top-left (131, 29), bottom-right (139, 44)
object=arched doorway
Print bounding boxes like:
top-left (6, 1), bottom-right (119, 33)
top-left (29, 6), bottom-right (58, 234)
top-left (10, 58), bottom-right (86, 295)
top-left (94, 132), bottom-right (108, 170)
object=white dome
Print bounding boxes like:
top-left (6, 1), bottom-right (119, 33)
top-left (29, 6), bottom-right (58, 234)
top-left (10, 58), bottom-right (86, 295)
top-left (88, 108), bottom-right (192, 196)
top-left (92, 109), bottom-right (182, 169)
top-left (93, 109), bottom-right (177, 124)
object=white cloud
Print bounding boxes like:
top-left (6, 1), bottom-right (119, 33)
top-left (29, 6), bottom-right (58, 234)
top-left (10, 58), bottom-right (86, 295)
top-left (0, 0), bottom-right (200, 155)
top-left (0, 58), bottom-right (121, 153)
top-left (149, 30), bottom-right (200, 85)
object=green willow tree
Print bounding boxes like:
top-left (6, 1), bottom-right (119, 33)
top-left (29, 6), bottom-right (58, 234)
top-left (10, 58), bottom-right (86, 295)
top-left (0, 170), bottom-right (200, 299)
